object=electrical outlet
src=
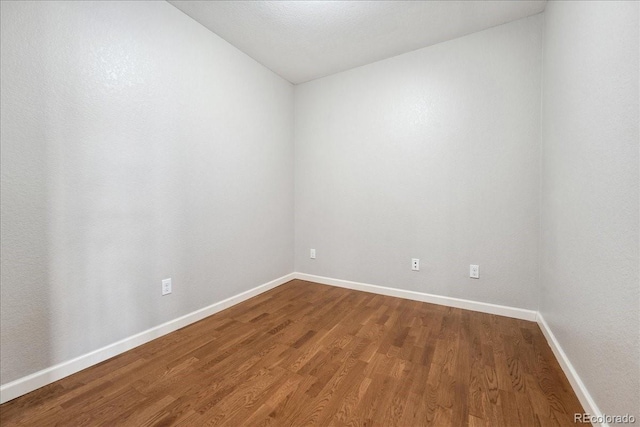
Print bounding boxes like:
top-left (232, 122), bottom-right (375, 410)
top-left (310, 248), bottom-right (316, 259)
top-left (162, 278), bottom-right (172, 295)
top-left (470, 265), bottom-right (479, 279)
top-left (411, 258), bottom-right (420, 271)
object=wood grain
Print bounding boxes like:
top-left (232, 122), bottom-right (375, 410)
top-left (0, 280), bottom-right (584, 426)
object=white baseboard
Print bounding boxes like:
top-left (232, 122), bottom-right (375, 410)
top-left (536, 313), bottom-right (606, 427)
top-left (294, 273), bottom-right (537, 321)
top-left (0, 273), bottom-right (296, 404)
top-left (2, 270), bottom-right (598, 424)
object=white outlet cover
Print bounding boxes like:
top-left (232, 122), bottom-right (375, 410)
top-left (310, 248), bottom-right (316, 259)
top-left (162, 278), bottom-right (172, 295)
top-left (470, 265), bottom-right (479, 279)
top-left (412, 258), bottom-right (420, 271)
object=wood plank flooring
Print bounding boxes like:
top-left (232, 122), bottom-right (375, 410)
top-left (0, 280), bottom-right (584, 426)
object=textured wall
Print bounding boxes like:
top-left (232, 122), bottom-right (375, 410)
top-left (540, 1), bottom-right (639, 417)
top-left (0, 1), bottom-right (293, 384)
top-left (294, 15), bottom-right (543, 309)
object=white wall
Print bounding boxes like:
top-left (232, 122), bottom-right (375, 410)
top-left (540, 1), bottom-right (639, 417)
top-left (0, 1), bottom-right (294, 384)
top-left (295, 15), bottom-right (543, 310)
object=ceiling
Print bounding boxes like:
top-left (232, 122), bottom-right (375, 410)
top-left (169, 1), bottom-right (547, 84)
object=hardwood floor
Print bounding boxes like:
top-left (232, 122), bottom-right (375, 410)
top-left (0, 280), bottom-right (583, 426)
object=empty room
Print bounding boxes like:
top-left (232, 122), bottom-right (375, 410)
top-left (0, 0), bottom-right (638, 425)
